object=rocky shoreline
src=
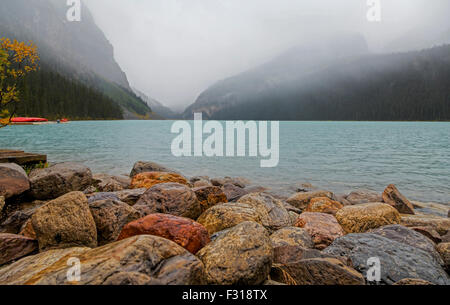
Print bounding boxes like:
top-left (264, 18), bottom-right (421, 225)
top-left (0, 161), bottom-right (449, 285)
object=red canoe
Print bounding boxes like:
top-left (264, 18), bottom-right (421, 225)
top-left (11, 117), bottom-right (48, 123)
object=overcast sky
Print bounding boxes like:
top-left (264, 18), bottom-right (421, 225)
top-left (84, 0), bottom-right (450, 111)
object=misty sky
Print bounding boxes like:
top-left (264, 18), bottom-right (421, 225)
top-left (85, 0), bottom-right (450, 111)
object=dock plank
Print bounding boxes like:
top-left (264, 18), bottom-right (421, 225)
top-left (0, 149), bottom-right (47, 166)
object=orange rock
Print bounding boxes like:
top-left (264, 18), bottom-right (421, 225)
top-left (130, 172), bottom-right (188, 189)
top-left (193, 186), bottom-right (228, 212)
top-left (117, 213), bottom-right (210, 254)
top-left (295, 212), bottom-right (344, 250)
top-left (382, 184), bottom-right (415, 215)
top-left (305, 197), bottom-right (343, 215)
top-left (19, 219), bottom-right (36, 239)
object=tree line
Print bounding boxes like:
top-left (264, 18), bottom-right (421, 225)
top-left (14, 66), bottom-right (124, 120)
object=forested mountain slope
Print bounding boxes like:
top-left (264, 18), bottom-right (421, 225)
top-left (183, 40), bottom-right (450, 121)
top-left (0, 0), bottom-right (152, 119)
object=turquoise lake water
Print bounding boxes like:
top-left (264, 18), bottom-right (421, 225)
top-left (1, 120), bottom-right (449, 204)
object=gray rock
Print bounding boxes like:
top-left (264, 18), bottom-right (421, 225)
top-left (271, 257), bottom-right (365, 285)
top-left (92, 174), bottom-right (131, 192)
top-left (211, 177), bottom-right (248, 188)
top-left (370, 225), bottom-right (443, 265)
top-left (114, 188), bottom-right (147, 206)
top-left (222, 183), bottom-right (248, 202)
top-left (0, 163), bottom-right (30, 199)
top-left (345, 189), bottom-right (382, 205)
top-left (29, 162), bottom-right (93, 200)
top-left (238, 193), bottom-right (292, 232)
top-left (130, 161), bottom-right (176, 177)
top-left (87, 189), bottom-right (147, 206)
top-left (134, 183), bottom-right (201, 219)
top-left (87, 192), bottom-right (120, 204)
top-left (324, 233), bottom-right (450, 285)
top-left (282, 202), bottom-right (302, 214)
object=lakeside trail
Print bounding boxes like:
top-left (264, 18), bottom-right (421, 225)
top-left (0, 160), bottom-right (449, 285)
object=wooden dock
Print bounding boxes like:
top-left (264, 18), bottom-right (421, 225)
top-left (0, 149), bottom-right (47, 166)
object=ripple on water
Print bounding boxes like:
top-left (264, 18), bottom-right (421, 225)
top-left (0, 121), bottom-right (449, 204)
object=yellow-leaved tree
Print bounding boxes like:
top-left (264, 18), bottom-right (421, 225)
top-left (0, 38), bottom-right (39, 128)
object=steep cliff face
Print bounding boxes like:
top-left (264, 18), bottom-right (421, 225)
top-left (0, 0), bottom-right (128, 88)
top-left (0, 0), bottom-right (151, 118)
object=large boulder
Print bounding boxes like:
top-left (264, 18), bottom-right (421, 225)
top-left (117, 213), bottom-right (210, 254)
top-left (133, 183), bottom-right (202, 219)
top-left (345, 189), bottom-right (382, 205)
top-left (29, 163), bottom-right (93, 200)
top-left (436, 243), bottom-right (450, 273)
top-left (89, 199), bottom-right (141, 246)
top-left (335, 203), bottom-right (401, 233)
top-left (382, 184), bottom-right (415, 214)
top-left (114, 188), bottom-right (147, 206)
top-left (91, 174), bottom-right (131, 192)
top-left (0, 235), bottom-right (206, 285)
top-left (286, 190), bottom-right (334, 210)
top-left (370, 225), bottom-right (443, 265)
top-left (270, 227), bottom-right (315, 265)
top-left (197, 202), bottom-right (263, 234)
top-left (270, 227), bottom-right (313, 249)
top-left (130, 172), bottom-right (188, 189)
top-left (324, 233), bottom-right (450, 285)
top-left (197, 222), bottom-right (272, 285)
top-left (192, 186), bottom-right (228, 212)
top-left (271, 257), bottom-right (365, 285)
top-left (130, 161), bottom-right (176, 177)
top-left (0, 163), bottom-right (30, 199)
top-left (31, 192), bottom-right (97, 251)
top-left (295, 212), bottom-right (344, 250)
top-left (0, 233), bottom-right (38, 266)
top-left (401, 214), bottom-right (450, 236)
top-left (238, 193), bottom-right (292, 232)
top-left (305, 197), bottom-right (344, 215)
top-left (411, 226), bottom-right (442, 244)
